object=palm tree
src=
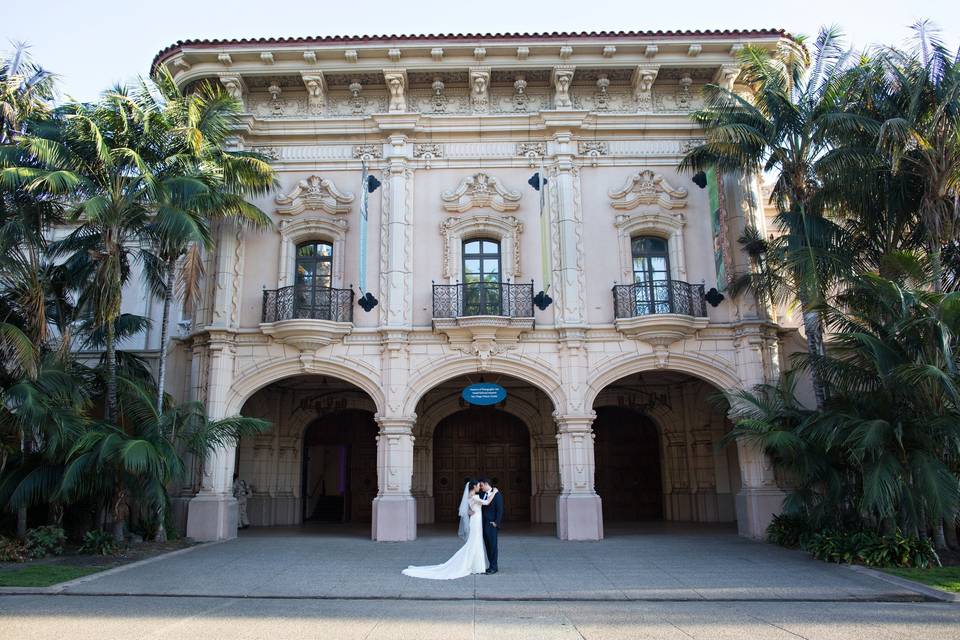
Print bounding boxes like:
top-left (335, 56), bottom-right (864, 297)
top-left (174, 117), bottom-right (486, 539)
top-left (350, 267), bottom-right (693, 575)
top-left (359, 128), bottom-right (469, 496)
top-left (681, 27), bottom-right (864, 408)
top-left (139, 69), bottom-right (274, 414)
top-left (0, 42), bottom-right (55, 145)
top-left (59, 377), bottom-right (269, 542)
top-left (872, 21), bottom-right (960, 292)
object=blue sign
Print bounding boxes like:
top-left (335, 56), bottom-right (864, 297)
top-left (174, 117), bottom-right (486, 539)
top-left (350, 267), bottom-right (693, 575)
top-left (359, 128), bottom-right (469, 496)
top-left (462, 383), bottom-right (507, 406)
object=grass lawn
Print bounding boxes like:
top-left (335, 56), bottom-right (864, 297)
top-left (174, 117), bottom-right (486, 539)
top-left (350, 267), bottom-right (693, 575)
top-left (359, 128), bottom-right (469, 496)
top-left (0, 565), bottom-right (104, 587)
top-left (882, 567), bottom-right (960, 593)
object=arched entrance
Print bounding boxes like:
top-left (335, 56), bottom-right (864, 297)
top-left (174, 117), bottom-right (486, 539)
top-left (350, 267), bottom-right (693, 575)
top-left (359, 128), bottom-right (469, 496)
top-left (593, 407), bottom-right (663, 521)
top-left (432, 408), bottom-right (531, 523)
top-left (234, 375), bottom-right (378, 528)
top-left (301, 410), bottom-right (377, 523)
top-left (592, 371), bottom-right (741, 527)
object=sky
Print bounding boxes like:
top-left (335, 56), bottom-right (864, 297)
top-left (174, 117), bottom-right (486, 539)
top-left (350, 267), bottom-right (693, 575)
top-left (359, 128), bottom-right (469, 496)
top-left (6, 0), bottom-right (958, 102)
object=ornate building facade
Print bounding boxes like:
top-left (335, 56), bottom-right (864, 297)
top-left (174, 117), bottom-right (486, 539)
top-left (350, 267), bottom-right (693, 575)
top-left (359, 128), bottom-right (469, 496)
top-left (153, 30), bottom-right (802, 542)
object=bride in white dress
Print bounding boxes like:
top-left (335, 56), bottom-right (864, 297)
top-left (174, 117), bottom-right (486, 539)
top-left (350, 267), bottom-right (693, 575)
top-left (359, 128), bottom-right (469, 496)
top-left (402, 479), bottom-right (498, 580)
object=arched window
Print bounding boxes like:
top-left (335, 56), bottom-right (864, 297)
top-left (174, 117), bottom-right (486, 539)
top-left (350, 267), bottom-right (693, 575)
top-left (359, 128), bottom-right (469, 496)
top-left (294, 241), bottom-right (334, 318)
top-left (631, 236), bottom-right (671, 314)
top-left (462, 238), bottom-right (502, 315)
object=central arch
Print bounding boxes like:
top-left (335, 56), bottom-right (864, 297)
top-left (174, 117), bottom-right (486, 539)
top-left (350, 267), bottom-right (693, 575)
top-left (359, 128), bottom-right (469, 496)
top-left (432, 408), bottom-right (532, 523)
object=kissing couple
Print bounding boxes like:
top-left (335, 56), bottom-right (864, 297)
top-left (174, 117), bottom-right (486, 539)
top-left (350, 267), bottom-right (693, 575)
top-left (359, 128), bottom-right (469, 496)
top-left (402, 477), bottom-right (503, 579)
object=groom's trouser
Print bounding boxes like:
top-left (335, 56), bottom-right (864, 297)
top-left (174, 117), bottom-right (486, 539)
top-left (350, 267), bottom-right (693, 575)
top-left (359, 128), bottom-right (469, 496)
top-left (483, 523), bottom-right (499, 571)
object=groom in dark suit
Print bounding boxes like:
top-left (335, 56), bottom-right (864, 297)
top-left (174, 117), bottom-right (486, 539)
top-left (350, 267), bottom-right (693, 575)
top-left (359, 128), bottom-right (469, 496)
top-left (479, 477), bottom-right (503, 574)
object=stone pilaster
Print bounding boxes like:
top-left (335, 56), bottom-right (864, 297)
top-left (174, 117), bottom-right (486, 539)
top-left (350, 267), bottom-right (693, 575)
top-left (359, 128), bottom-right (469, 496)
top-left (547, 132), bottom-right (586, 327)
top-left (372, 415), bottom-right (417, 541)
top-left (555, 413), bottom-right (603, 540)
top-left (186, 329), bottom-right (240, 541)
top-left (532, 433), bottom-right (560, 523)
top-left (379, 135), bottom-right (414, 329)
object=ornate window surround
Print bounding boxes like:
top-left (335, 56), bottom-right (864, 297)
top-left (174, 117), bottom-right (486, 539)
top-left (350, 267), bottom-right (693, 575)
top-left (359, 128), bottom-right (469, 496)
top-left (440, 213), bottom-right (523, 284)
top-left (277, 216), bottom-right (349, 288)
top-left (613, 212), bottom-right (686, 283)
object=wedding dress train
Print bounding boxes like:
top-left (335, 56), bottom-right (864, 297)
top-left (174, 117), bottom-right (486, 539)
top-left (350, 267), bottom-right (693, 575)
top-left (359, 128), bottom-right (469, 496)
top-left (402, 493), bottom-right (489, 580)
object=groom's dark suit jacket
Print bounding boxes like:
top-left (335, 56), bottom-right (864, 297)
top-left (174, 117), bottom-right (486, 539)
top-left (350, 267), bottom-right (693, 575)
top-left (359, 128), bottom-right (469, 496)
top-left (481, 490), bottom-right (504, 528)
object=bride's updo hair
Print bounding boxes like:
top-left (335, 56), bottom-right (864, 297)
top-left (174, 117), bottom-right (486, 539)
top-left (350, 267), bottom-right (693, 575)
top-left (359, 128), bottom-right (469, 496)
top-left (465, 478), bottom-right (480, 492)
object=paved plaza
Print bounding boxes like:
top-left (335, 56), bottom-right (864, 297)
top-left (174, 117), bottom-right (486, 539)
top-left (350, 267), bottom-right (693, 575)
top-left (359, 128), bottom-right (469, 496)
top-left (3, 524), bottom-right (959, 639)
top-left (37, 524), bottom-right (925, 601)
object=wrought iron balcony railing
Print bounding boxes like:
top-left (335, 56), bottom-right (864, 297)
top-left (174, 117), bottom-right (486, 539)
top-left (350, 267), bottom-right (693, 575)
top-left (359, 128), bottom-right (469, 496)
top-left (612, 280), bottom-right (707, 319)
top-left (432, 281), bottom-right (534, 319)
top-left (262, 285), bottom-right (354, 323)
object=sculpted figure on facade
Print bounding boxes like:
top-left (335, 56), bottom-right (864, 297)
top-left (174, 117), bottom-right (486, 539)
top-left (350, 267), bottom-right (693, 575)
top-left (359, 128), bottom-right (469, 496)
top-left (218, 74), bottom-right (245, 104)
top-left (632, 65), bottom-right (658, 112)
top-left (552, 66), bottom-right (575, 109)
top-left (513, 75), bottom-right (529, 112)
top-left (301, 73), bottom-right (326, 113)
top-left (470, 68), bottom-right (490, 113)
top-left (384, 70), bottom-right (408, 112)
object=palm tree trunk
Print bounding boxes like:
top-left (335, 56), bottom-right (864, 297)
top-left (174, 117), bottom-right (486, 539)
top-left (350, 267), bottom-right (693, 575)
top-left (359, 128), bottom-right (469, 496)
top-left (933, 520), bottom-right (948, 550)
top-left (155, 257), bottom-right (176, 414)
top-left (105, 319), bottom-right (118, 423)
top-left (945, 515), bottom-right (959, 550)
top-left (799, 302), bottom-right (827, 409)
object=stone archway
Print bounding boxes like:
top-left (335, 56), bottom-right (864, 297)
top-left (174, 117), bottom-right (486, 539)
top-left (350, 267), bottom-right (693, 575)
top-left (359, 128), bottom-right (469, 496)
top-left (233, 375), bottom-right (379, 529)
top-left (432, 408), bottom-right (532, 523)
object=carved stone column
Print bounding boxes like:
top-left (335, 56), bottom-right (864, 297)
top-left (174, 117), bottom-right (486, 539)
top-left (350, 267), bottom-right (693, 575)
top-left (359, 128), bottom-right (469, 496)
top-left (372, 416), bottom-right (417, 541)
top-left (555, 413), bottom-right (603, 540)
top-left (732, 322), bottom-right (786, 539)
top-left (531, 433), bottom-right (560, 523)
top-left (547, 132), bottom-right (586, 327)
top-left (186, 330), bottom-right (240, 541)
top-left (380, 135), bottom-right (414, 329)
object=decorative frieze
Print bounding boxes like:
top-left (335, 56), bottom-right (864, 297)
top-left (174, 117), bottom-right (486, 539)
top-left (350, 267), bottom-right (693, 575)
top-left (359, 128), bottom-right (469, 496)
top-left (274, 175), bottom-right (355, 216)
top-left (413, 143), bottom-right (443, 169)
top-left (353, 144), bottom-right (383, 160)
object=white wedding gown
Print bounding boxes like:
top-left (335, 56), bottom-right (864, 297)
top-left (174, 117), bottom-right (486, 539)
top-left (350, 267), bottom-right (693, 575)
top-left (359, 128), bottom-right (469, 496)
top-left (402, 494), bottom-right (489, 579)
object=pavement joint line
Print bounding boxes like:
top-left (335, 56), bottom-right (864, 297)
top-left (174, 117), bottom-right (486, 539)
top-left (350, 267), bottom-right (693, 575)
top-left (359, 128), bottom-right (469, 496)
top-left (0, 592), bottom-right (932, 603)
top-left (844, 564), bottom-right (960, 603)
top-left (0, 540), bottom-right (221, 595)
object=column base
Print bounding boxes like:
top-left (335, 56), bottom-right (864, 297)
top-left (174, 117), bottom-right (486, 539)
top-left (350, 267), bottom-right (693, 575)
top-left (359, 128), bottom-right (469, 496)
top-left (556, 493), bottom-right (604, 540)
top-left (372, 495), bottom-right (416, 541)
top-left (735, 487), bottom-right (786, 540)
top-left (185, 493), bottom-right (238, 541)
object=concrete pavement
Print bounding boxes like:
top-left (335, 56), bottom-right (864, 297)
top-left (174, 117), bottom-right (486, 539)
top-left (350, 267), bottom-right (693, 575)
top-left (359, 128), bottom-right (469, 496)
top-left (47, 523), bottom-right (922, 601)
top-left (2, 595), bottom-right (959, 639)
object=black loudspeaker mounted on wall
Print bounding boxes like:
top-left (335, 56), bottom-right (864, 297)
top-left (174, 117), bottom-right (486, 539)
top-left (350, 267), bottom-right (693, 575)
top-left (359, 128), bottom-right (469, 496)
top-left (692, 171), bottom-right (708, 189)
top-left (366, 175), bottom-right (382, 193)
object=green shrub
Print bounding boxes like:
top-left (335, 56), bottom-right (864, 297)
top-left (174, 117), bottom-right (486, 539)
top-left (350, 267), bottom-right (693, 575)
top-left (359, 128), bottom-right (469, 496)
top-left (767, 514), bottom-right (810, 548)
top-left (79, 530), bottom-right (120, 556)
top-left (25, 526), bottom-right (66, 559)
top-left (801, 529), bottom-right (939, 569)
top-left (0, 536), bottom-right (29, 562)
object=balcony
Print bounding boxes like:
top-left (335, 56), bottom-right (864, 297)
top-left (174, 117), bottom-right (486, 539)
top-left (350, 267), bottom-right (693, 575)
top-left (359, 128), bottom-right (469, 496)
top-left (611, 281), bottom-right (708, 353)
top-left (260, 285), bottom-right (354, 350)
top-left (431, 282), bottom-right (535, 359)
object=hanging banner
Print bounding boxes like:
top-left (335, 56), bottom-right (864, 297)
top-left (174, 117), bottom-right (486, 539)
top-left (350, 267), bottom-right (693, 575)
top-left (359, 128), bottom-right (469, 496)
top-left (707, 167), bottom-right (728, 291)
top-left (358, 162), bottom-right (369, 294)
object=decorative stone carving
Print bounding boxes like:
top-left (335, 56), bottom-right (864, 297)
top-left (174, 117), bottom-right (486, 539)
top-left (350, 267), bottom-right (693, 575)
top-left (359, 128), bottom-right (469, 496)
top-left (260, 52), bottom-right (274, 65)
top-left (578, 141), bottom-right (608, 166)
top-left (276, 216), bottom-right (349, 287)
top-left (516, 142), bottom-right (545, 167)
top-left (602, 45), bottom-right (616, 58)
top-left (348, 79), bottom-right (366, 114)
top-left (608, 170), bottom-right (688, 210)
top-left (353, 144), bottom-right (382, 160)
top-left (513, 75), bottom-right (529, 112)
top-left (677, 74), bottom-right (693, 110)
top-left (559, 46), bottom-right (573, 60)
top-left (266, 83), bottom-right (284, 115)
top-left (645, 44), bottom-right (659, 58)
top-left (431, 47), bottom-right (443, 62)
top-left (170, 56), bottom-right (191, 73)
top-left (715, 64), bottom-right (741, 91)
top-left (441, 173), bottom-right (521, 213)
top-left (414, 143), bottom-right (443, 169)
top-left (473, 47), bottom-right (486, 62)
top-left (593, 75), bottom-right (611, 111)
top-left (388, 48), bottom-right (401, 63)
top-left (250, 146), bottom-right (281, 161)
top-left (303, 51), bottom-right (317, 64)
top-left (301, 72), bottom-right (326, 112)
top-left (428, 77), bottom-right (447, 113)
top-left (516, 46), bottom-right (530, 60)
top-left (632, 66), bottom-right (659, 112)
top-left (217, 53), bottom-right (232, 66)
top-left (274, 175), bottom-right (355, 216)
top-left (440, 214), bottom-right (523, 280)
top-left (688, 44), bottom-right (703, 57)
top-left (469, 68), bottom-right (490, 113)
top-left (384, 69), bottom-right (408, 112)
top-left (552, 66), bottom-right (575, 109)
top-left (344, 49), bottom-right (358, 63)
top-left (432, 316), bottom-right (534, 363)
top-left (218, 74), bottom-right (245, 102)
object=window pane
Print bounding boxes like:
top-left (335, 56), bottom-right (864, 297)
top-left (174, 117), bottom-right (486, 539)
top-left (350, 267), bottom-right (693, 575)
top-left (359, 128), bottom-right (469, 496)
top-left (464, 240), bottom-right (481, 254)
top-left (464, 259), bottom-right (481, 280)
top-left (297, 244), bottom-right (315, 257)
top-left (318, 243), bottom-right (333, 257)
top-left (650, 257), bottom-right (667, 273)
top-left (482, 240), bottom-right (500, 254)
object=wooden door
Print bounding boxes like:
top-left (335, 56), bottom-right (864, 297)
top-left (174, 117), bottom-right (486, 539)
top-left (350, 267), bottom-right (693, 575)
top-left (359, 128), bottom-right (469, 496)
top-left (433, 408), bottom-right (531, 522)
top-left (593, 407), bottom-right (663, 520)
top-left (302, 410), bottom-right (377, 522)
